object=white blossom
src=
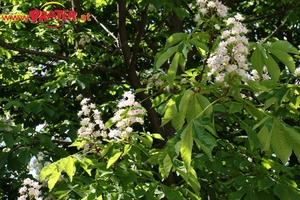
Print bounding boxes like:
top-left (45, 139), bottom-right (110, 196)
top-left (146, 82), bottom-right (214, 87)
top-left (294, 67), bottom-right (300, 76)
top-left (80, 98), bottom-right (90, 106)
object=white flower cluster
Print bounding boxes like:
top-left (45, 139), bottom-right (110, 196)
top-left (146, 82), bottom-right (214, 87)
top-left (250, 66), bottom-right (270, 81)
top-left (206, 12), bottom-right (250, 83)
top-left (108, 91), bottom-right (145, 138)
top-left (195, 0), bottom-right (252, 83)
top-left (18, 178), bottom-right (43, 200)
top-left (77, 92), bottom-right (146, 141)
top-left (195, 0), bottom-right (272, 83)
top-left (28, 152), bottom-right (45, 180)
top-left (195, 0), bottom-right (228, 21)
top-left (295, 67), bottom-right (300, 77)
top-left (140, 69), bottom-right (165, 88)
top-left (77, 98), bottom-right (107, 140)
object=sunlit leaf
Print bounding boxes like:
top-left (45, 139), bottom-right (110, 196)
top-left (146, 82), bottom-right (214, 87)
top-left (107, 152), bottom-right (122, 169)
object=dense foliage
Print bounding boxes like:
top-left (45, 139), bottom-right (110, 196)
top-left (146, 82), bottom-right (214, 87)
top-left (1, 0), bottom-right (300, 199)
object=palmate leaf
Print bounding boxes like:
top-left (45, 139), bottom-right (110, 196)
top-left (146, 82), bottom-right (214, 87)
top-left (284, 126), bottom-right (300, 162)
top-left (176, 167), bottom-right (200, 195)
top-left (264, 52), bottom-right (280, 82)
top-left (107, 152), bottom-right (122, 169)
top-left (196, 94), bottom-right (213, 118)
top-left (158, 135), bottom-right (180, 178)
top-left (257, 126), bottom-right (271, 152)
top-left (158, 152), bottom-right (172, 179)
top-left (172, 90), bottom-right (194, 131)
top-left (155, 46), bottom-right (178, 70)
top-left (64, 156), bottom-right (76, 182)
top-left (162, 98), bottom-right (177, 126)
top-left (164, 32), bottom-right (187, 49)
top-left (268, 48), bottom-right (295, 73)
top-left (180, 123), bottom-right (193, 170)
top-left (193, 120), bottom-right (216, 160)
top-left (186, 93), bottom-right (203, 122)
top-left (166, 52), bottom-right (180, 85)
top-left (40, 156), bottom-right (77, 191)
top-left (270, 119), bottom-right (292, 164)
top-left (161, 185), bottom-right (185, 200)
top-left (188, 38), bottom-right (209, 51)
top-left (251, 45), bottom-right (264, 75)
top-left (270, 40), bottom-right (299, 55)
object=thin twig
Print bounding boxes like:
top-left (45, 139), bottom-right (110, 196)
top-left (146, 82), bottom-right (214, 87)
top-left (90, 14), bottom-right (119, 46)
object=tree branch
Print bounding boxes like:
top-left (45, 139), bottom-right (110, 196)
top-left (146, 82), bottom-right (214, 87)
top-left (126, 12), bottom-right (158, 54)
top-left (90, 64), bottom-right (126, 78)
top-left (0, 40), bottom-right (69, 61)
top-left (117, 0), bottom-right (131, 65)
top-left (117, 0), bottom-right (162, 135)
top-left (243, 9), bottom-right (288, 23)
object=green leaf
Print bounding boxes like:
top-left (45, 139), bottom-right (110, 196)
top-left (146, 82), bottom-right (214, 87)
top-left (188, 38), bottom-right (209, 51)
top-left (162, 153), bottom-right (172, 178)
top-left (270, 40), bottom-right (299, 55)
top-left (43, 104), bottom-right (55, 117)
top-left (69, 141), bottom-right (85, 150)
top-left (251, 44), bottom-right (264, 75)
top-left (107, 152), bottom-right (122, 169)
top-left (105, 118), bottom-right (114, 129)
top-left (253, 116), bottom-right (271, 131)
top-left (76, 155), bottom-right (96, 176)
top-left (244, 104), bottom-right (263, 120)
top-left (178, 52), bottom-right (187, 69)
top-left (3, 133), bottom-right (14, 148)
top-left (176, 168), bottom-right (200, 195)
top-left (138, 135), bottom-right (152, 147)
top-left (193, 120), bottom-right (216, 160)
top-left (179, 90), bottom-right (194, 111)
top-left (165, 33), bottom-right (187, 49)
top-left (155, 46), bottom-right (178, 69)
top-left (122, 144), bottom-right (132, 156)
top-left (229, 102), bottom-right (243, 114)
top-left (65, 156), bottom-right (76, 182)
top-left (96, 163), bottom-right (113, 178)
top-left (18, 149), bottom-right (31, 164)
top-left (273, 183), bottom-right (291, 200)
top-left (48, 170), bottom-right (61, 191)
top-left (76, 78), bottom-right (86, 90)
top-left (172, 90), bottom-right (194, 131)
top-left (0, 153), bottom-right (8, 170)
top-left (285, 126), bottom-right (300, 162)
top-left (264, 97), bottom-right (277, 109)
top-left (257, 126), bottom-right (271, 151)
top-left (95, 0), bottom-right (107, 8)
top-left (264, 53), bottom-right (280, 82)
top-left (152, 133), bottom-right (164, 140)
top-left (196, 94), bottom-right (213, 117)
top-left (167, 52), bottom-right (180, 85)
top-left (187, 168), bottom-right (201, 194)
top-left (186, 93), bottom-right (203, 122)
top-left (244, 190), bottom-right (258, 200)
top-left (158, 151), bottom-right (173, 179)
top-left (162, 98), bottom-right (177, 126)
top-left (268, 48), bottom-right (295, 72)
top-left (229, 189), bottom-right (247, 200)
top-left (40, 160), bottom-right (64, 191)
top-left (180, 123), bottom-right (193, 170)
top-left (257, 177), bottom-right (275, 191)
top-left (40, 162), bottom-right (56, 182)
top-left (270, 119), bottom-right (292, 163)
top-left (161, 185), bottom-right (185, 200)
top-left (149, 0), bottom-right (163, 10)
